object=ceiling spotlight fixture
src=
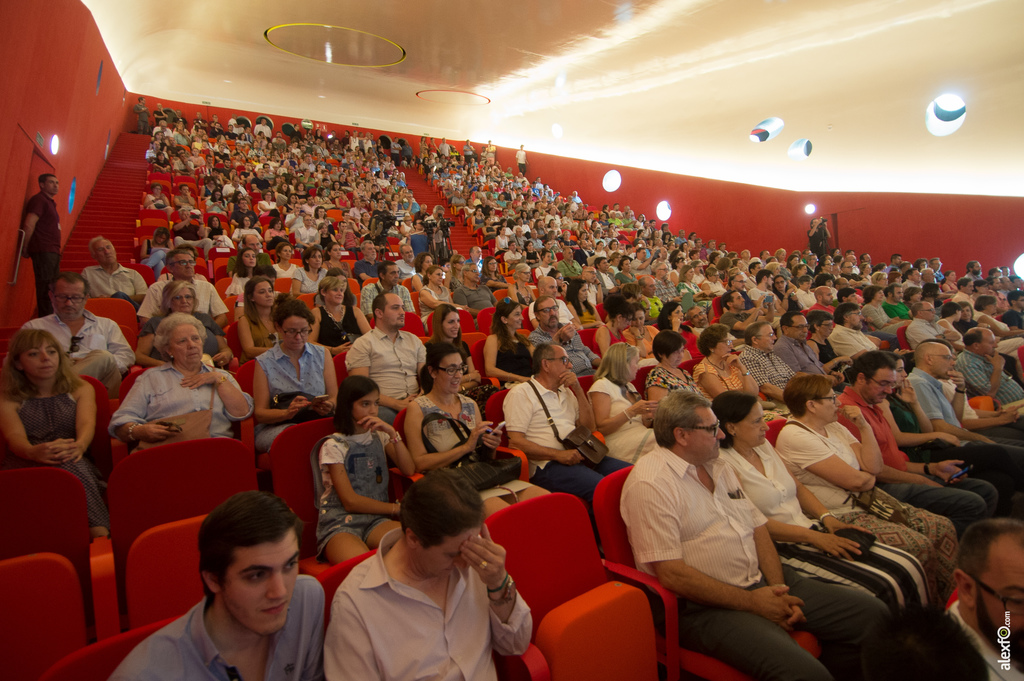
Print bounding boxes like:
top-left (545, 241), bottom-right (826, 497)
top-left (788, 139), bottom-right (812, 161)
top-left (926, 94), bottom-right (966, 137)
top-left (750, 117), bottom-right (784, 143)
top-left (602, 170), bottom-right (622, 192)
top-left (804, 204), bottom-right (816, 214)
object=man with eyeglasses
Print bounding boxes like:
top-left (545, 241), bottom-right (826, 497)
top-left (453, 264), bottom-right (497, 318)
top-left (905, 301), bottom-right (951, 350)
top-left (774, 312), bottom-right (849, 385)
top-left (838, 349), bottom-right (996, 537)
top-left (738, 321), bottom-right (796, 403)
top-left (528, 296), bottom-right (600, 376)
top-left (950, 518), bottom-right (1024, 679)
top-left (138, 248), bottom-right (229, 328)
top-left (621, 390), bottom-right (886, 681)
top-left (21, 272), bottom-right (133, 397)
top-left (527, 277), bottom-right (578, 328)
top-left (504, 344), bottom-right (630, 502)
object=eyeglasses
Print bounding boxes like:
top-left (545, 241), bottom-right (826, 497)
top-left (688, 420), bottom-right (721, 434)
top-left (68, 335), bottom-right (83, 353)
top-left (439, 364), bottom-right (469, 376)
top-left (970, 574), bottom-right (1024, 615)
top-left (869, 377), bottom-right (897, 390)
top-left (787, 324), bottom-right (810, 330)
top-left (170, 259), bottom-right (196, 267)
top-left (53, 295), bottom-right (86, 304)
top-left (536, 306), bottom-right (557, 314)
top-left (812, 394), bottom-right (837, 403)
top-left (171, 295), bottom-right (195, 302)
top-left (544, 355), bottom-right (570, 365)
top-left (281, 328), bottom-right (311, 337)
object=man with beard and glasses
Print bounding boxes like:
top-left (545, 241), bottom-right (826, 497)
top-left (951, 518), bottom-right (1024, 680)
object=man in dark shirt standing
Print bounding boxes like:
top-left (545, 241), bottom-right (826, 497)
top-left (22, 173), bottom-right (62, 317)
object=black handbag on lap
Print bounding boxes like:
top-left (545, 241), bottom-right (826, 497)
top-left (420, 412), bottom-right (521, 491)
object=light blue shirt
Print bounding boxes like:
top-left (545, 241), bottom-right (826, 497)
top-left (109, 363), bottom-right (253, 439)
top-left (907, 367), bottom-right (959, 424)
top-left (109, 576), bottom-right (325, 681)
top-left (255, 343), bottom-right (328, 438)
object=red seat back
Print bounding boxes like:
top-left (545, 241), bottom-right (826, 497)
top-left (766, 418), bottom-right (788, 447)
top-left (593, 467), bottom-right (637, 567)
top-left (578, 327), bottom-right (599, 354)
top-left (107, 439), bottom-right (257, 604)
top-left (84, 297), bottom-right (138, 334)
top-left (333, 351), bottom-right (349, 382)
top-left (471, 338), bottom-right (488, 379)
top-left (38, 617), bottom-right (174, 681)
top-left (267, 418), bottom-right (338, 560)
top-left (125, 515), bottom-right (205, 628)
top-left (632, 365), bottom-right (654, 396)
top-left (0, 553), bottom-right (86, 681)
top-left (487, 494), bottom-right (607, 638)
top-left (316, 550), bottom-right (376, 628)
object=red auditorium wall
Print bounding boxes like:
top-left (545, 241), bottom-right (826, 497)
top-left (510, 149), bottom-right (1024, 276)
top-left (0, 0), bottom-right (130, 323)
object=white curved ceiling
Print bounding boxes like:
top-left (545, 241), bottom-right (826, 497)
top-left (85, 0), bottom-right (1024, 196)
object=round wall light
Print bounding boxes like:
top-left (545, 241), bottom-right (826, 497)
top-left (602, 170), bottom-right (622, 192)
top-left (1014, 253), bottom-right (1024, 279)
top-left (551, 123), bottom-right (564, 139)
top-left (656, 201), bottom-right (672, 221)
top-left (750, 117), bottom-right (785, 143)
top-left (804, 204), bottom-right (817, 214)
top-left (50, 135), bottom-right (60, 155)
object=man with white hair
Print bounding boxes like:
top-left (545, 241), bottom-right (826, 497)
top-left (528, 276), bottom-right (578, 328)
top-left (81, 236), bottom-right (148, 308)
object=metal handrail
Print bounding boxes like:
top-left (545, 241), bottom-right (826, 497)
top-left (9, 230), bottom-right (27, 285)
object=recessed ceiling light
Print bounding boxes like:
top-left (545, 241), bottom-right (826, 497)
top-left (788, 139), bottom-right (812, 161)
top-left (804, 204), bottom-right (816, 214)
top-left (602, 170), bottom-right (622, 192)
top-left (926, 93), bottom-right (966, 137)
top-left (318, 95), bottom-right (326, 98)
top-left (750, 117), bottom-right (784, 143)
top-left (223, 80), bottom-right (231, 83)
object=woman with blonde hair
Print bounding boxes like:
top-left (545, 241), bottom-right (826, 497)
top-left (588, 343), bottom-right (658, 463)
top-left (311, 276), bottom-right (369, 356)
top-left (418, 265), bottom-right (454, 325)
top-left (1, 329), bottom-right (108, 536)
top-left (136, 280), bottom-right (231, 368)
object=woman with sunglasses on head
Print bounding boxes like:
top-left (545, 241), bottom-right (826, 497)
top-left (311, 276), bottom-right (369, 357)
top-left (404, 343), bottom-right (547, 516)
top-left (691, 323), bottom-right (759, 399)
top-left (253, 298), bottom-right (338, 453)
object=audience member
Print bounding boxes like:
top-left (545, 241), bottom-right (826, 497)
top-left (325, 471), bottom-right (531, 679)
top-left (291, 245), bottom-right (328, 296)
top-left (312, 276), bottom-right (370, 356)
top-left (528, 295), bottom-right (600, 376)
top-left (621, 390), bottom-right (887, 681)
top-left (237, 276), bottom-right (278, 363)
top-left (949, 518), bottom-right (1024, 679)
top-left (347, 293), bottom-right (425, 424)
top-left (829, 303), bottom-right (881, 360)
top-left (404, 343), bottom-right (545, 514)
top-left (139, 248), bottom-right (228, 326)
top-left (453, 263), bottom-right (497, 317)
top-left (313, 375), bottom-right (415, 564)
top-left (692, 323), bottom-right (759, 399)
top-left (22, 272), bottom-right (133, 397)
top-left (109, 491), bottom-right (325, 681)
top-left (775, 374), bottom-right (959, 601)
top-left (111, 313), bottom-right (253, 444)
top-left (527, 276), bottom-right (579, 327)
top-left (739, 321), bottom-right (797, 402)
top-left (484, 299), bottom-right (534, 385)
top-left (957, 328), bottom-right (1024, 405)
top-left (253, 299), bottom-right (338, 450)
top-left (22, 173), bottom-right (63, 317)
top-left (81, 236), bottom-right (148, 309)
top-left (0, 328), bottom-right (109, 536)
top-left (588, 344), bottom-right (659, 462)
top-left (135, 280), bottom-right (231, 369)
top-left (504, 343), bottom-right (631, 501)
top-left (358, 259), bottom-right (415, 316)
top-left (713, 390), bottom-right (929, 611)
top-left (905, 301), bottom-right (947, 349)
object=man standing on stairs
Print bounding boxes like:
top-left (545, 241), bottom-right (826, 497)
top-left (21, 173), bottom-right (62, 317)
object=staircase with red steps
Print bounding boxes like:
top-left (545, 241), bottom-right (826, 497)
top-left (403, 170), bottom-right (476, 258)
top-left (61, 133), bottom-right (151, 272)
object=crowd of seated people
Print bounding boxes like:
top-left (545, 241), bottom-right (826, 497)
top-left (9, 107), bottom-right (1024, 680)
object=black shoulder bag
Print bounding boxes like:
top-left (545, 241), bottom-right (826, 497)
top-left (421, 412), bottom-right (521, 490)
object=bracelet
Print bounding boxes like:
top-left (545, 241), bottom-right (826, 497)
top-left (127, 423), bottom-right (139, 442)
top-left (488, 572), bottom-right (511, 593)
top-left (818, 511), bottom-right (835, 524)
top-left (955, 389), bottom-right (966, 394)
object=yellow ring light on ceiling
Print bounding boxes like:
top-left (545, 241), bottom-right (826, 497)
top-left (264, 24), bottom-right (407, 68)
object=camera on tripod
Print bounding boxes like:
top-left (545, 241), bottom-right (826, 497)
top-left (368, 209), bottom-right (396, 247)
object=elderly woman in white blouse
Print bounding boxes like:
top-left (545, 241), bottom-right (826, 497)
top-left (110, 313), bottom-right (253, 445)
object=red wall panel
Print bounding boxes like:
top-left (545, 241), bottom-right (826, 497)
top-left (0, 0), bottom-right (129, 323)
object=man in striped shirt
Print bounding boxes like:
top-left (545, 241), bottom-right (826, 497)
top-left (621, 391), bottom-right (886, 681)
